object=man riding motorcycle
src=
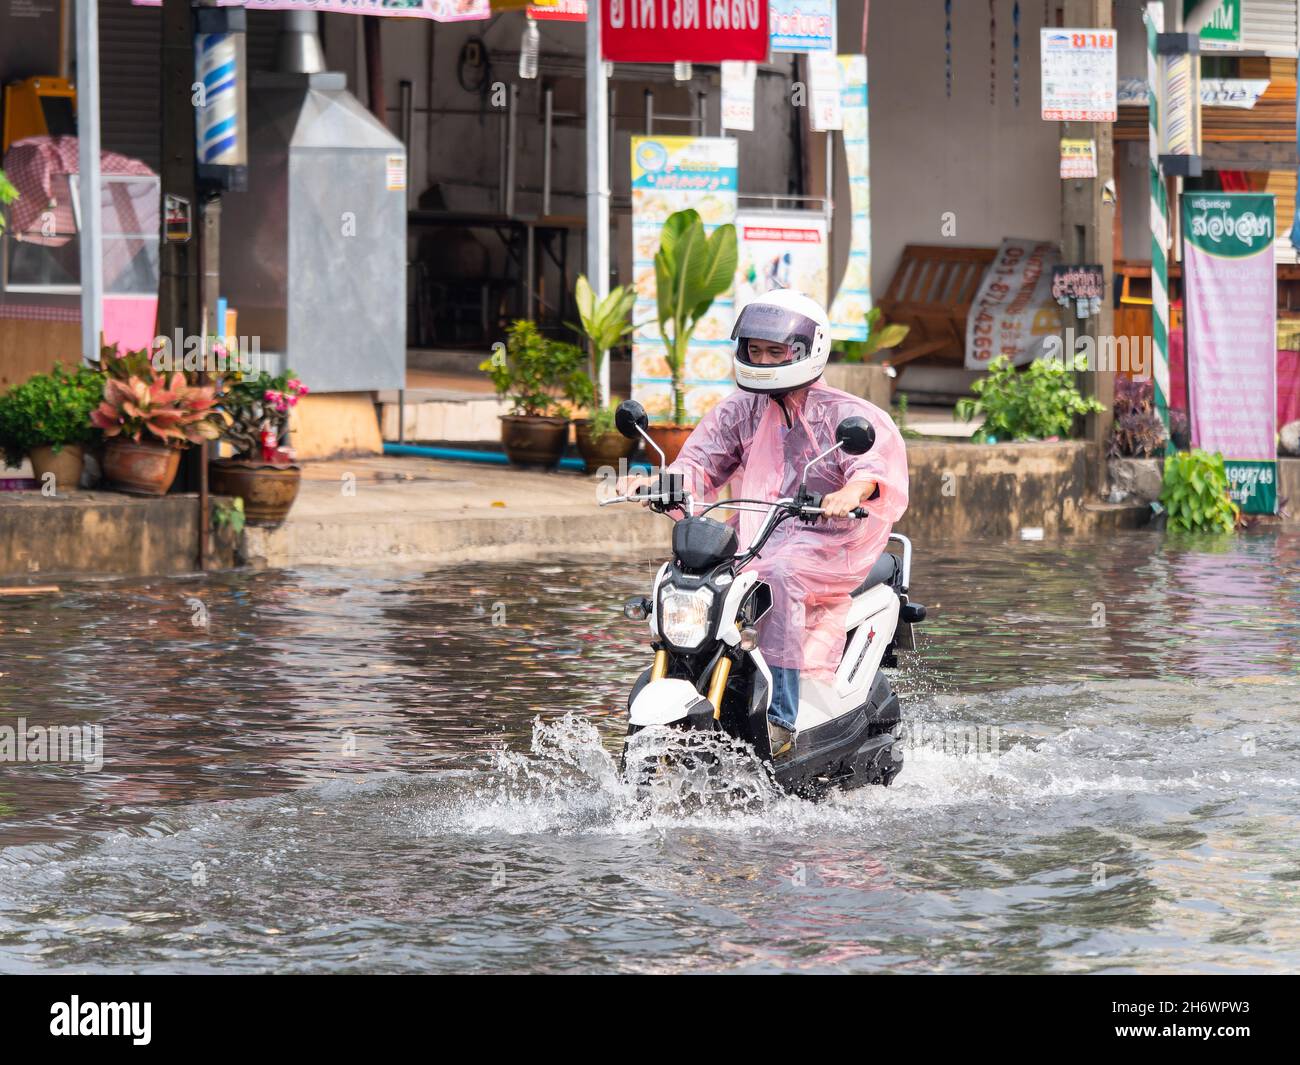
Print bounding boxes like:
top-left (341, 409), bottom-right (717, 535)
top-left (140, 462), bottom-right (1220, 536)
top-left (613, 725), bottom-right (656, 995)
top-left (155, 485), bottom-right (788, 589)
top-left (618, 290), bottom-right (909, 758)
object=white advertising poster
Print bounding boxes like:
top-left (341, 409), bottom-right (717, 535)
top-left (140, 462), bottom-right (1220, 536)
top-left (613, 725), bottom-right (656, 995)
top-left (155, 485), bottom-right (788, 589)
top-left (735, 211), bottom-right (830, 312)
top-left (721, 61), bottom-right (756, 132)
top-left (1040, 28), bottom-right (1117, 122)
top-left (828, 55), bottom-right (872, 340)
top-left (630, 136), bottom-right (738, 425)
top-left (964, 238), bottom-right (1066, 370)
top-left (808, 51), bottom-right (844, 132)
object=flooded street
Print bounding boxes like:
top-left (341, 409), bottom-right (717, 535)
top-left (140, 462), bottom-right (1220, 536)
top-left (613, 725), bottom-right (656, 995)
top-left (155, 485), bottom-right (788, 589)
top-left (1, 530), bottom-right (1298, 973)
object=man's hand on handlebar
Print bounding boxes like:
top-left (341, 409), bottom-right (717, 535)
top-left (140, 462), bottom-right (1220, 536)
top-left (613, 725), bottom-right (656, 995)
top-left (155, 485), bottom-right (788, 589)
top-left (615, 473), bottom-right (658, 504)
top-left (821, 479), bottom-right (877, 519)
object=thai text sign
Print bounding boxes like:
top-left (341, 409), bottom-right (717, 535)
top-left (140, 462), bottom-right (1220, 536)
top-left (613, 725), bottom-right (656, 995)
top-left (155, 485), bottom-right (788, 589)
top-left (1182, 192), bottom-right (1278, 514)
top-left (769, 0), bottom-right (836, 53)
top-left (965, 239), bottom-right (1064, 369)
top-left (1041, 29), bottom-right (1117, 121)
top-left (602, 1), bottom-right (769, 62)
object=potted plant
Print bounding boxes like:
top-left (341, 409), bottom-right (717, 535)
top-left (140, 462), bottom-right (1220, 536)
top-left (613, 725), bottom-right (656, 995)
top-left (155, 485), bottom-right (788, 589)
top-left (1160, 448), bottom-right (1240, 533)
top-left (830, 307), bottom-right (910, 364)
top-left (825, 307), bottom-right (909, 408)
top-left (954, 354), bottom-right (1105, 442)
top-left (651, 208), bottom-right (737, 464)
top-left (89, 353), bottom-right (221, 495)
top-left (209, 370), bottom-right (308, 526)
top-left (571, 274), bottom-right (638, 473)
top-left (0, 363), bottom-right (103, 491)
top-left (481, 319), bottom-right (588, 469)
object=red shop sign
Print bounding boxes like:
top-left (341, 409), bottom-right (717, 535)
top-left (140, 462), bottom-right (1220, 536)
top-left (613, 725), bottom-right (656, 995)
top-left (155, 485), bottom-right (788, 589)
top-left (601, 0), bottom-right (769, 63)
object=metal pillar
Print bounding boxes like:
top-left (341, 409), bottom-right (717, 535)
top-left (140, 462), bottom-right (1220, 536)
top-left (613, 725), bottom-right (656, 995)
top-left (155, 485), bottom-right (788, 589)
top-left (1061, 0), bottom-right (1117, 494)
top-left (585, 12), bottom-right (611, 405)
top-left (75, 0), bottom-right (103, 362)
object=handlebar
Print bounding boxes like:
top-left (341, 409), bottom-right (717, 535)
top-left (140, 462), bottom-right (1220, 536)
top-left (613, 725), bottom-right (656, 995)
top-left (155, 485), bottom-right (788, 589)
top-left (600, 482), bottom-right (868, 522)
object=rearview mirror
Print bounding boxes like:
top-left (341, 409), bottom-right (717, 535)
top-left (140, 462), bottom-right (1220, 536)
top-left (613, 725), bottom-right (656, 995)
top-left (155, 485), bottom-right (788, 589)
top-left (615, 400), bottom-right (649, 440)
top-left (835, 416), bottom-right (875, 456)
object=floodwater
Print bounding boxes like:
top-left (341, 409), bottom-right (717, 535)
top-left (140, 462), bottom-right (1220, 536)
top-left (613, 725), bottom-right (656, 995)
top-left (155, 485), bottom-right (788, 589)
top-left (1, 530), bottom-right (1298, 973)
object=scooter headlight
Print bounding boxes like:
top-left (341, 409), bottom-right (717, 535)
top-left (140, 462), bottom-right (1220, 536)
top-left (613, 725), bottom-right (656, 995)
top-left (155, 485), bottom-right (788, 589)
top-left (658, 586), bottom-right (715, 650)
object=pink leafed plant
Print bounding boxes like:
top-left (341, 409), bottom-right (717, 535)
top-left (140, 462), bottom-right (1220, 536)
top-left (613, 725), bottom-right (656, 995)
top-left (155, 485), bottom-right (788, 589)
top-left (90, 371), bottom-right (222, 447)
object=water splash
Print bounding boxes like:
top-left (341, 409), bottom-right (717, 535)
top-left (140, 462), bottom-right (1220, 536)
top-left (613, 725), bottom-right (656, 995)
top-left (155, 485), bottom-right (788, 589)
top-left (467, 714), bottom-right (787, 831)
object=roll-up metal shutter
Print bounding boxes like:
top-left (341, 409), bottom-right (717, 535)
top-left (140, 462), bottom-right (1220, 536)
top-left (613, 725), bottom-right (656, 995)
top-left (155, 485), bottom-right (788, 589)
top-left (1241, 0), bottom-right (1300, 58)
top-left (94, 2), bottom-right (285, 174)
top-left (97, 0), bottom-right (162, 172)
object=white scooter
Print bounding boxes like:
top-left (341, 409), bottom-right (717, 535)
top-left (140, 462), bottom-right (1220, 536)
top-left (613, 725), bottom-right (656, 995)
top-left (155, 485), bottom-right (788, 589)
top-left (602, 401), bottom-right (926, 798)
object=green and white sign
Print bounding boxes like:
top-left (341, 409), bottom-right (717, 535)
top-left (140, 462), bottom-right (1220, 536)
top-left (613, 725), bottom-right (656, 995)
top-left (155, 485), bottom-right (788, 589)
top-left (1186, 0), bottom-right (1240, 49)
top-left (1181, 192), bottom-right (1278, 515)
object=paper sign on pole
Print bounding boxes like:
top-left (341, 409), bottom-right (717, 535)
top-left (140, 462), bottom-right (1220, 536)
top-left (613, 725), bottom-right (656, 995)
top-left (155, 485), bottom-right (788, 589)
top-left (1060, 138), bottom-right (1098, 178)
top-left (1041, 29), bottom-right (1118, 122)
top-left (808, 51), bottom-right (843, 132)
top-left (721, 61), bottom-right (756, 132)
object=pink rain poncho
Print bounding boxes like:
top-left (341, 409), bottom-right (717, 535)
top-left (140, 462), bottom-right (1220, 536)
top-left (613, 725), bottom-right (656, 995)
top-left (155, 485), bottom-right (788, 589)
top-left (668, 380), bottom-right (909, 680)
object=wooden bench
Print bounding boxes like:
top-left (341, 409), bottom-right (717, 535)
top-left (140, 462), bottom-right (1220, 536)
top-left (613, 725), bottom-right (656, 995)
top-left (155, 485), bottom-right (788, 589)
top-left (875, 244), bottom-right (997, 369)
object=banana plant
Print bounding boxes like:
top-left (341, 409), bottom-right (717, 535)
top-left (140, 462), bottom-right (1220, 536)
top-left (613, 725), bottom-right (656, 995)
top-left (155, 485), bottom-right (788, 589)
top-left (833, 307), bottom-right (910, 363)
top-left (0, 169), bottom-right (18, 237)
top-left (573, 274), bottom-right (636, 408)
top-left (654, 209), bottom-right (738, 426)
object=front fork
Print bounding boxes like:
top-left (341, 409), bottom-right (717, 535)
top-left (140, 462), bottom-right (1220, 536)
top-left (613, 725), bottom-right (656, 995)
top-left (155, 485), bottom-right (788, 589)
top-left (647, 647), bottom-right (734, 721)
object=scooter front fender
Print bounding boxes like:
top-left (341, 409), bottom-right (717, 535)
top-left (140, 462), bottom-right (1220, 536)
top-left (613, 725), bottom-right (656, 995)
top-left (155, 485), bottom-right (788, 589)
top-left (628, 678), bottom-right (715, 729)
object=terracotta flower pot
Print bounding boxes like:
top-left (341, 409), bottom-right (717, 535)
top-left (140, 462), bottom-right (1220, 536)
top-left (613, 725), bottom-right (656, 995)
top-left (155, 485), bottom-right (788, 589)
top-left (645, 424), bottom-right (693, 466)
top-left (209, 459), bottom-right (302, 527)
top-left (28, 444), bottom-right (83, 492)
top-left (574, 419), bottom-right (636, 475)
top-left (500, 414), bottom-right (569, 470)
top-left (103, 438), bottom-right (182, 496)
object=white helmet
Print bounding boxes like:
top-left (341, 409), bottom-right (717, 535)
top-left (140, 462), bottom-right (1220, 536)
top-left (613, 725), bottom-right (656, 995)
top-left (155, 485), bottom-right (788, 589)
top-left (731, 289), bottom-right (832, 396)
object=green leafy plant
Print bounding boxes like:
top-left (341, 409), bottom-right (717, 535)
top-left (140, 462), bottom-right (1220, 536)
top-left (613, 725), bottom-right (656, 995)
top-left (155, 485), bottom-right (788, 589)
top-left (480, 320), bottom-right (588, 418)
top-left (0, 168), bottom-right (17, 237)
top-left (573, 274), bottom-right (636, 389)
top-left (213, 496), bottom-right (246, 535)
top-left (654, 209), bottom-right (737, 425)
top-left (1160, 448), bottom-right (1239, 533)
top-left (955, 354), bottom-right (1105, 441)
top-left (572, 274), bottom-right (637, 436)
top-left (892, 392), bottom-right (922, 440)
top-left (0, 363), bottom-right (105, 467)
top-left (217, 369), bottom-right (309, 461)
top-left (833, 307), bottom-right (910, 363)
top-left (95, 341), bottom-right (159, 381)
top-left (585, 403), bottom-right (621, 436)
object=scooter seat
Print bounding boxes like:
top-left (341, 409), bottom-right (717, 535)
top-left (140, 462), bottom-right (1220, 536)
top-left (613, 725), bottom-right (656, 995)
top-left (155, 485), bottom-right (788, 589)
top-left (850, 551), bottom-right (901, 596)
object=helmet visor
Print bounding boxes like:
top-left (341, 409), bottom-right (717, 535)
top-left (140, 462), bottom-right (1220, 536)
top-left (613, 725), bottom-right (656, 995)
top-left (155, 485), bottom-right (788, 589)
top-left (732, 302), bottom-right (820, 366)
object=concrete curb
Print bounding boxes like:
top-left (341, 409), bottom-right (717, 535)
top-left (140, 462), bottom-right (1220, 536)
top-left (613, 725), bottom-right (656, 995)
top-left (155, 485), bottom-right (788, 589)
top-left (244, 506), bottom-right (666, 568)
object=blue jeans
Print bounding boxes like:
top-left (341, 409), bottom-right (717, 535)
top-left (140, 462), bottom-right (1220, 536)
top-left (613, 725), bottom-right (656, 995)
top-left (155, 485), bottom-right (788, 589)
top-left (768, 666), bottom-right (800, 730)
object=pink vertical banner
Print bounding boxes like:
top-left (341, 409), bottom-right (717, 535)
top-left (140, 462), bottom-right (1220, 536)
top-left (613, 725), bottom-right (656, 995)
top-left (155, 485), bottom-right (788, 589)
top-left (1181, 192), bottom-right (1278, 515)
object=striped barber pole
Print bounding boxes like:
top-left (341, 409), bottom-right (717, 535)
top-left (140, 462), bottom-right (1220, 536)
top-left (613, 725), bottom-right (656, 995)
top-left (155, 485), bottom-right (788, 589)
top-left (197, 32), bottom-right (240, 165)
top-left (1145, 2), bottom-right (1171, 429)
